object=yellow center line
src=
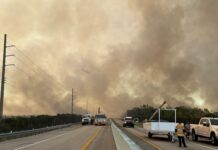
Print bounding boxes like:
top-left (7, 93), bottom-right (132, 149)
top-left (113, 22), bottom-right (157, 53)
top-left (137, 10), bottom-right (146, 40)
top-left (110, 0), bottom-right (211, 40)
top-left (81, 128), bottom-right (102, 150)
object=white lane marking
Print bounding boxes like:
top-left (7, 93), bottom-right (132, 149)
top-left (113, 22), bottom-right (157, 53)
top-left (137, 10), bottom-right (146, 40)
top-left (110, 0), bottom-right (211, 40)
top-left (14, 126), bottom-right (84, 150)
top-left (191, 142), bottom-right (217, 150)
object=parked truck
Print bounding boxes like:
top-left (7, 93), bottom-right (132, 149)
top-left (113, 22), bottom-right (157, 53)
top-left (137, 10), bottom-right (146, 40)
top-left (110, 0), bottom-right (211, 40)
top-left (191, 117), bottom-right (218, 145)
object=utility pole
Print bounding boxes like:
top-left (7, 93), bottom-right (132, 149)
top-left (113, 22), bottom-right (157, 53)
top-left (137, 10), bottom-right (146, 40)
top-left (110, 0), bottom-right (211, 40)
top-left (98, 107), bottom-right (101, 114)
top-left (0, 34), bottom-right (14, 119)
top-left (86, 98), bottom-right (88, 113)
top-left (0, 34), bottom-right (7, 119)
top-left (71, 88), bottom-right (74, 114)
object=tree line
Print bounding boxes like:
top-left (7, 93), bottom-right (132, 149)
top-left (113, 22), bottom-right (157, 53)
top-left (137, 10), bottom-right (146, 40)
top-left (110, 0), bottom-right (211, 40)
top-left (126, 105), bottom-right (218, 124)
top-left (0, 113), bottom-right (81, 133)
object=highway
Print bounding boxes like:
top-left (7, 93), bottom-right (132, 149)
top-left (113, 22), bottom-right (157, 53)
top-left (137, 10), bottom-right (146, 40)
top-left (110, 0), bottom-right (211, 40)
top-left (114, 119), bottom-right (218, 150)
top-left (0, 124), bottom-right (116, 150)
top-left (1, 120), bottom-right (218, 150)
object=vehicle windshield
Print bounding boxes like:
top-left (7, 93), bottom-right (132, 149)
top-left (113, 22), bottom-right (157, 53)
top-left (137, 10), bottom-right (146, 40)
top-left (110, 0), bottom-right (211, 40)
top-left (210, 119), bottom-right (218, 125)
top-left (82, 114), bottom-right (91, 118)
top-left (125, 118), bottom-right (133, 121)
top-left (95, 114), bottom-right (106, 119)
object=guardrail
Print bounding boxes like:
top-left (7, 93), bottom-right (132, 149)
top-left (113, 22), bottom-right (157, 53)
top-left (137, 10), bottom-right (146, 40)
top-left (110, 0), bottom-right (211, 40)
top-left (110, 120), bottom-right (141, 150)
top-left (0, 123), bottom-right (79, 141)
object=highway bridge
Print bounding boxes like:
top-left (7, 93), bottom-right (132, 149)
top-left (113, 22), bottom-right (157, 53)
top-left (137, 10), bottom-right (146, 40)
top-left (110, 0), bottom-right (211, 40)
top-left (0, 120), bottom-right (217, 150)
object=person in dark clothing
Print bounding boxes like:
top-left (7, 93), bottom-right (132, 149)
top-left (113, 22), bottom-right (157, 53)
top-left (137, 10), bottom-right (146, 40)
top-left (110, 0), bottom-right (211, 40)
top-left (185, 121), bottom-right (191, 139)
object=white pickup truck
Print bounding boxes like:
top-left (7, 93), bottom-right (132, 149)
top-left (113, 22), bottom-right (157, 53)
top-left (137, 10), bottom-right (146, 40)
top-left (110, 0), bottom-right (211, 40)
top-left (191, 117), bottom-right (218, 145)
top-left (81, 114), bottom-right (94, 125)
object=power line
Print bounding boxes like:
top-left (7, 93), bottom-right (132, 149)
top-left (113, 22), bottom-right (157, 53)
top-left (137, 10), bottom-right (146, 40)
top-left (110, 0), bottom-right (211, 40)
top-left (14, 55), bottom-right (38, 74)
top-left (13, 46), bottom-right (65, 89)
top-left (7, 59), bottom-right (64, 91)
top-left (14, 46), bottom-right (38, 67)
top-left (4, 47), bottom-right (39, 79)
top-left (14, 46), bottom-right (51, 77)
top-left (4, 43), bottom-right (67, 97)
top-left (0, 35), bottom-right (66, 118)
top-left (15, 66), bottom-right (32, 78)
top-left (5, 51), bottom-right (45, 78)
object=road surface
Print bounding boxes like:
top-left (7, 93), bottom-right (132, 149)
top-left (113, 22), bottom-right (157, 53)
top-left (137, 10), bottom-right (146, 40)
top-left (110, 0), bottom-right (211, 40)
top-left (0, 124), bottom-right (116, 150)
top-left (114, 119), bottom-right (218, 150)
top-left (1, 119), bottom-right (218, 150)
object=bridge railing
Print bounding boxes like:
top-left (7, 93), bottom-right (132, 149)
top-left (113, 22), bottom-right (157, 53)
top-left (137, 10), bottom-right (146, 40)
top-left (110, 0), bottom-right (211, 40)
top-left (0, 123), bottom-right (78, 141)
top-left (110, 120), bottom-right (141, 150)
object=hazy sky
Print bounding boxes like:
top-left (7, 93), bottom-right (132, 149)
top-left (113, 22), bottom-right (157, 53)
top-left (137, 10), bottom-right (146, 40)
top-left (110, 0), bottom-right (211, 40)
top-left (0, 0), bottom-right (218, 117)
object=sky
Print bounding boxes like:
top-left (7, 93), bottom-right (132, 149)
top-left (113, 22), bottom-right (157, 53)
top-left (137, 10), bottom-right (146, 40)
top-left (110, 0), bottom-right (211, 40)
top-left (0, 0), bottom-right (218, 117)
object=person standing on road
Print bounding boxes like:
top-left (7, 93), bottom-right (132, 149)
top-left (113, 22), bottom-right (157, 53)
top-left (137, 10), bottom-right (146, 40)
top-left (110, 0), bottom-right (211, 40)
top-left (175, 121), bottom-right (187, 147)
top-left (185, 121), bottom-right (191, 139)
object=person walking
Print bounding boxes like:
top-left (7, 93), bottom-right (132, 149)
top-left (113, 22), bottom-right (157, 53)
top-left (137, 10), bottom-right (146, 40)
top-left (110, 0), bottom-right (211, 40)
top-left (175, 121), bottom-right (187, 147)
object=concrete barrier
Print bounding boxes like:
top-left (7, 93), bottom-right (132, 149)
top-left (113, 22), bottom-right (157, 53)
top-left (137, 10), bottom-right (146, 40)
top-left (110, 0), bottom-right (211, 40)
top-left (0, 123), bottom-right (78, 141)
top-left (111, 120), bottom-right (141, 150)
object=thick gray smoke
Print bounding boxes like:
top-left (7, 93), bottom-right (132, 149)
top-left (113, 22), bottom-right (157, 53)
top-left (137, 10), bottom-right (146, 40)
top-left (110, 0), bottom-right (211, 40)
top-left (0, 0), bottom-right (218, 117)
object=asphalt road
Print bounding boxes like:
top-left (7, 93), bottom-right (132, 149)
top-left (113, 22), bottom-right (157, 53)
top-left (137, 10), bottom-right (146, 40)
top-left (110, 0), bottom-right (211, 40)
top-left (1, 120), bottom-right (217, 150)
top-left (115, 119), bottom-right (218, 150)
top-left (0, 124), bottom-right (116, 150)
top-left (87, 123), bottom-right (116, 150)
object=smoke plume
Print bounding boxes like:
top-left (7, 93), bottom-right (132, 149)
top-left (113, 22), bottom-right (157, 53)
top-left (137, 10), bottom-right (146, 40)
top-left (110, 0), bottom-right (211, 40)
top-left (0, 0), bottom-right (217, 117)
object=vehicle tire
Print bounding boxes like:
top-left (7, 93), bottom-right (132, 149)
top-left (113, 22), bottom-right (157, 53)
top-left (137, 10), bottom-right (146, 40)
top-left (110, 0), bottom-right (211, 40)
top-left (192, 130), bottom-right (198, 141)
top-left (148, 132), bottom-right (152, 138)
top-left (211, 133), bottom-right (217, 145)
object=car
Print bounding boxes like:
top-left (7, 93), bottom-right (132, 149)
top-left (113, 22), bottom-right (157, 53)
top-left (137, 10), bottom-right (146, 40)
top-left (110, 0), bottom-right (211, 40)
top-left (191, 117), bottom-right (218, 145)
top-left (81, 114), bottom-right (93, 125)
top-left (94, 114), bottom-right (107, 126)
top-left (123, 116), bottom-right (134, 128)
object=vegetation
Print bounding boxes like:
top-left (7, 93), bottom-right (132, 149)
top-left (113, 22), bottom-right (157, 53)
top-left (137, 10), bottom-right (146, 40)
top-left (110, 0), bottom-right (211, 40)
top-left (0, 114), bottom-right (81, 133)
top-left (126, 105), bottom-right (218, 124)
